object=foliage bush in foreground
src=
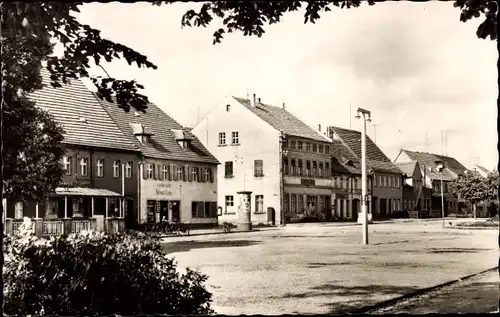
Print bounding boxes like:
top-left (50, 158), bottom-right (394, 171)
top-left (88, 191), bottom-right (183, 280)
top-left (3, 229), bottom-right (214, 316)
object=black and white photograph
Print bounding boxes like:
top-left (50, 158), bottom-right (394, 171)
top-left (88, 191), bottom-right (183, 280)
top-left (0, 0), bottom-right (498, 315)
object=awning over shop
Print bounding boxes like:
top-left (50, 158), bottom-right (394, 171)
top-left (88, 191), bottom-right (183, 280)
top-left (54, 187), bottom-right (122, 197)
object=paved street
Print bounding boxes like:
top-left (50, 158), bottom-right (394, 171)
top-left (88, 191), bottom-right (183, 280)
top-left (374, 269), bottom-right (499, 314)
top-left (162, 220), bottom-right (498, 314)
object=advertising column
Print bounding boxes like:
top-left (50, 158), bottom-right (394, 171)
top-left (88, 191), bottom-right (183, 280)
top-left (237, 191), bottom-right (252, 231)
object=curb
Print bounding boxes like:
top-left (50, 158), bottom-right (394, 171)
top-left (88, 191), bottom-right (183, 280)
top-left (350, 266), bottom-right (499, 314)
top-left (160, 227), bottom-right (281, 239)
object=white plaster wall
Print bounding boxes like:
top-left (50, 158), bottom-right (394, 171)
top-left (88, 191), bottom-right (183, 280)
top-left (192, 97), bottom-right (282, 225)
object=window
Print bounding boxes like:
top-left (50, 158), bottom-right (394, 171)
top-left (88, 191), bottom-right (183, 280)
top-left (298, 159), bottom-right (303, 176)
top-left (318, 162), bottom-right (323, 178)
top-left (125, 161), bottom-right (132, 178)
top-left (291, 159), bottom-right (296, 176)
top-left (379, 175), bottom-right (382, 187)
top-left (204, 168), bottom-right (211, 182)
top-left (14, 202), bottom-right (23, 219)
top-left (383, 176), bottom-right (387, 187)
top-left (145, 164), bottom-right (153, 179)
top-left (225, 195), bottom-right (234, 214)
top-left (396, 177), bottom-right (400, 188)
top-left (291, 194), bottom-right (297, 213)
top-left (298, 141), bottom-right (303, 150)
top-left (191, 167), bottom-right (199, 182)
top-left (306, 143), bottom-right (311, 151)
top-left (298, 195), bottom-right (304, 213)
top-left (325, 162), bottom-right (330, 177)
top-left (354, 178), bottom-right (358, 189)
top-left (284, 193), bottom-right (290, 213)
top-left (306, 160), bottom-right (311, 177)
top-left (312, 144), bottom-right (317, 152)
top-left (80, 158), bottom-right (88, 176)
top-left (290, 140), bottom-right (296, 149)
top-left (162, 165), bottom-right (169, 180)
top-left (254, 160), bottom-right (264, 177)
top-left (63, 156), bottom-right (72, 175)
top-left (113, 160), bottom-right (120, 178)
top-left (319, 145), bottom-right (323, 153)
top-left (96, 159), bottom-right (104, 177)
top-left (219, 132), bottom-right (226, 145)
top-left (192, 201), bottom-right (205, 218)
top-left (283, 158), bottom-right (288, 175)
top-left (312, 161), bottom-right (317, 177)
top-left (325, 146), bottom-right (330, 154)
top-left (176, 166), bottom-right (183, 181)
top-left (232, 132), bottom-right (239, 144)
top-left (225, 161), bottom-right (233, 177)
top-left (255, 195), bottom-right (264, 213)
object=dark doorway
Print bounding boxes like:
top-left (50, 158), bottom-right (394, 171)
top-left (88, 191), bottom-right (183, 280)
top-left (159, 200), bottom-right (169, 222)
top-left (380, 199), bottom-right (387, 217)
top-left (170, 200), bottom-right (180, 223)
top-left (352, 199), bottom-right (360, 221)
top-left (267, 207), bottom-right (276, 225)
top-left (125, 199), bottom-right (136, 229)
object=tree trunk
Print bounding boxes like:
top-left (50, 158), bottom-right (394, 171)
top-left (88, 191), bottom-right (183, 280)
top-left (473, 202), bottom-right (477, 219)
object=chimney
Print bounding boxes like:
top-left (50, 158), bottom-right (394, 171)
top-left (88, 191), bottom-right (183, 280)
top-left (282, 102), bottom-right (285, 109)
top-left (251, 93), bottom-right (256, 107)
top-left (258, 97), bottom-right (261, 104)
top-left (318, 124), bottom-right (322, 132)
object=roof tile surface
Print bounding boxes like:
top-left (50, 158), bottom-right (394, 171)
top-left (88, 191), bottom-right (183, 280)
top-left (233, 97), bottom-right (331, 143)
top-left (28, 70), bottom-right (138, 152)
top-left (98, 96), bottom-right (219, 164)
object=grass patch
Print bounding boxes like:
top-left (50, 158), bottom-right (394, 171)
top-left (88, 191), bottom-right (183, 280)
top-left (455, 220), bottom-right (499, 228)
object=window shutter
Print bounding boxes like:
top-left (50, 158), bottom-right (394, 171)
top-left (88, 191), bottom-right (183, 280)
top-left (158, 165), bottom-right (164, 180)
top-left (188, 166), bottom-right (193, 182)
top-left (169, 164), bottom-right (174, 180)
top-left (209, 168), bottom-right (214, 183)
top-left (197, 202), bottom-right (204, 218)
top-left (197, 167), bottom-right (202, 182)
top-left (151, 164), bottom-right (156, 180)
top-left (143, 163), bottom-right (148, 179)
top-left (184, 165), bottom-right (188, 182)
top-left (191, 202), bottom-right (197, 218)
top-left (173, 165), bottom-right (178, 181)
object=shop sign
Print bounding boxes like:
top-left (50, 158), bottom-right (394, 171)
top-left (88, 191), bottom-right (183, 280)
top-left (156, 183), bottom-right (172, 196)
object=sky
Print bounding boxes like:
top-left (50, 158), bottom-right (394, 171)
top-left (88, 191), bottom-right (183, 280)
top-left (75, 1), bottom-right (498, 170)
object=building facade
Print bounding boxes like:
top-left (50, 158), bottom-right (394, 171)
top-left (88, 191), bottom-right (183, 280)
top-left (5, 71), bottom-right (141, 236)
top-left (397, 161), bottom-right (432, 215)
top-left (192, 95), bottom-right (333, 225)
top-left (394, 149), bottom-right (470, 216)
top-left (99, 96), bottom-right (219, 228)
top-left (327, 126), bottom-right (403, 220)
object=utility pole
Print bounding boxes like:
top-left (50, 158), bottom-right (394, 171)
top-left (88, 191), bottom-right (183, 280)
top-left (355, 108), bottom-right (372, 245)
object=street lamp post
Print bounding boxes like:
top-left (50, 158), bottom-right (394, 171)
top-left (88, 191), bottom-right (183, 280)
top-left (355, 107), bottom-right (371, 245)
top-left (435, 160), bottom-right (446, 228)
top-left (279, 130), bottom-right (288, 227)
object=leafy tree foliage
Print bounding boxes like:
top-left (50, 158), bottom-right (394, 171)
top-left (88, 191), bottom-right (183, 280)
top-left (449, 172), bottom-right (499, 218)
top-left (168, 0), bottom-right (498, 44)
top-left (3, 231), bottom-right (214, 316)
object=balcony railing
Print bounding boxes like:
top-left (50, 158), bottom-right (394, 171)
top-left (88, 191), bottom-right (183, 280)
top-left (71, 220), bottom-right (90, 233)
top-left (42, 220), bottom-right (64, 236)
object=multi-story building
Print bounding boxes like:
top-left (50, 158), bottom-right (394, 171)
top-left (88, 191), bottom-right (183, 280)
top-left (327, 126), bottom-right (403, 219)
top-left (192, 95), bottom-right (332, 225)
top-left (99, 96), bottom-right (219, 228)
top-left (5, 71), bottom-right (141, 236)
top-left (394, 149), bottom-right (470, 216)
top-left (397, 161), bottom-right (432, 215)
top-left (329, 139), bottom-right (373, 222)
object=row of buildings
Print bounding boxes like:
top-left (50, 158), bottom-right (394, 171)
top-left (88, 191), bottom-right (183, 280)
top-left (4, 74), bottom-right (478, 236)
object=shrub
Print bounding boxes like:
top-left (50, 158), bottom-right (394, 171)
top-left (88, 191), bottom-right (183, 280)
top-left (3, 230), bottom-right (214, 316)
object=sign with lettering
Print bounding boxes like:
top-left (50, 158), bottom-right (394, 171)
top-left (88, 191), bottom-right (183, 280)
top-left (156, 183), bottom-right (173, 196)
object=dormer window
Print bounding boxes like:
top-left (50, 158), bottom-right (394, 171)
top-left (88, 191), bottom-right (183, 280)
top-left (171, 128), bottom-right (194, 149)
top-left (347, 160), bottom-right (354, 167)
top-left (130, 123), bottom-right (153, 144)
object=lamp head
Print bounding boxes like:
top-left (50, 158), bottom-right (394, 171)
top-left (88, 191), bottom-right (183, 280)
top-left (355, 113), bottom-right (361, 120)
top-left (367, 115), bottom-right (372, 123)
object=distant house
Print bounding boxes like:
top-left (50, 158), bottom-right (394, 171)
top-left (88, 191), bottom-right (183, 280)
top-left (473, 165), bottom-right (490, 178)
top-left (192, 95), bottom-right (333, 225)
top-left (5, 70), bottom-right (141, 236)
top-left (396, 161), bottom-right (432, 214)
top-left (394, 149), bottom-right (469, 216)
top-left (98, 97), bottom-right (219, 228)
top-left (327, 126), bottom-right (403, 220)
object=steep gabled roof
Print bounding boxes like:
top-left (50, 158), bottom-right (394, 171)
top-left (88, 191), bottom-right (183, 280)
top-left (328, 126), bottom-right (401, 174)
top-left (97, 96), bottom-right (219, 164)
top-left (233, 97), bottom-right (331, 143)
top-left (400, 149), bottom-right (461, 181)
top-left (28, 70), bottom-right (139, 152)
top-left (397, 161), bottom-right (418, 177)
